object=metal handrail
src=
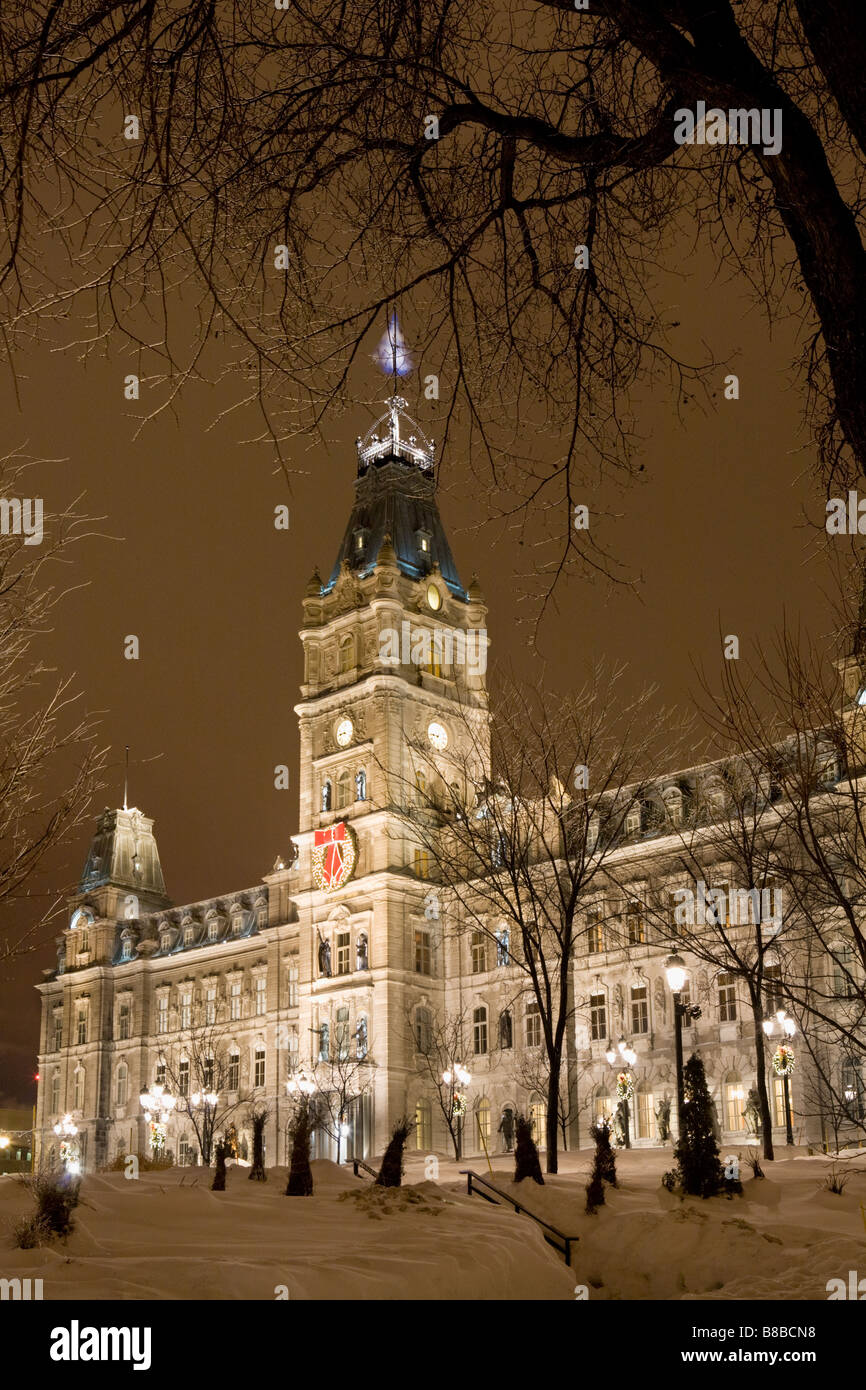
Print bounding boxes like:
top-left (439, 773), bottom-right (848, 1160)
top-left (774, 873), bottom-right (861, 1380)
top-left (459, 1169), bottom-right (578, 1266)
top-left (352, 1157), bottom-right (377, 1179)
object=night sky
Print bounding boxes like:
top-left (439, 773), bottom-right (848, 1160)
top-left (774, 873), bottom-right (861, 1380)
top-left (0, 242), bottom-right (831, 1106)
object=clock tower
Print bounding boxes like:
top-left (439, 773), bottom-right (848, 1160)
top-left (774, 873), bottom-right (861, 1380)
top-left (294, 396), bottom-right (489, 1153)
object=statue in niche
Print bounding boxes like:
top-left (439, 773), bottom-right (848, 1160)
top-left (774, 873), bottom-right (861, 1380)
top-left (498, 1010), bottom-right (512, 1049)
top-left (614, 982), bottom-right (625, 1031)
top-left (317, 931), bottom-right (332, 978)
top-left (654, 976), bottom-right (667, 1022)
top-left (495, 926), bottom-right (509, 966)
top-left (356, 1016), bottom-right (368, 1059)
top-left (356, 932), bottom-right (368, 972)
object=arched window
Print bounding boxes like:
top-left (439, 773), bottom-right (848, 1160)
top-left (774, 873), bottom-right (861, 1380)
top-left (115, 1063), bottom-right (128, 1107)
top-left (321, 780), bottom-right (332, 813)
top-left (498, 1010), bottom-right (513, 1049)
top-left (663, 786), bottom-right (683, 826)
top-left (73, 1066), bottom-right (85, 1112)
top-left (414, 1098), bottom-right (432, 1151)
top-left (636, 1086), bottom-right (655, 1140)
top-left (525, 1001), bottom-right (542, 1048)
top-left (724, 1074), bottom-right (745, 1132)
top-left (529, 1095), bottom-right (546, 1150)
top-left (414, 1007), bottom-right (433, 1054)
top-left (336, 769), bottom-right (352, 809)
top-left (355, 768), bottom-right (367, 801)
top-left (473, 1006), bottom-right (488, 1055)
top-left (476, 1097), bottom-right (491, 1150)
top-left (228, 1051), bottom-right (240, 1091)
top-left (592, 1087), bottom-right (612, 1126)
top-left (339, 635), bottom-right (355, 673)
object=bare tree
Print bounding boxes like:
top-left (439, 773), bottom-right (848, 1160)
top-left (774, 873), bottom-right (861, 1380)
top-left (0, 452), bottom-right (106, 963)
top-left (389, 663), bottom-right (684, 1172)
top-left (2, 4), bottom-right (866, 588)
top-left (161, 1019), bottom-right (247, 1165)
top-left (407, 1003), bottom-right (471, 1161)
top-left (311, 1025), bottom-right (375, 1164)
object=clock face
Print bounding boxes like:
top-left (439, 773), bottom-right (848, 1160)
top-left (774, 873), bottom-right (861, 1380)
top-left (426, 583), bottom-right (442, 611)
top-left (336, 718), bottom-right (353, 747)
top-left (427, 721), bottom-right (448, 751)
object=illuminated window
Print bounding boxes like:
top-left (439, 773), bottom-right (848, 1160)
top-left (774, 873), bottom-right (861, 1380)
top-left (180, 995), bottom-right (192, 1029)
top-left (473, 1006), bottom-right (488, 1055)
top-left (626, 902), bottom-right (645, 946)
top-left (255, 977), bottom-right (267, 1016)
top-left (178, 1060), bottom-right (190, 1097)
top-left (586, 908), bottom-right (604, 954)
top-left (157, 997), bottom-right (168, 1034)
top-left (415, 1098), bottom-right (432, 1150)
top-left (76, 1007), bottom-right (87, 1045)
top-left (724, 1076), bottom-right (745, 1131)
top-left (413, 848), bottom-right (430, 879)
top-left (636, 1089), bottom-right (655, 1139)
top-left (529, 1096), bottom-right (546, 1149)
top-left (592, 1088), bottom-right (611, 1126)
top-left (337, 769), bottom-right (352, 809)
top-left (205, 988), bottom-right (216, 1024)
top-left (772, 1075), bottom-right (793, 1129)
top-left (254, 1047), bottom-right (266, 1088)
top-left (476, 1097), bottom-right (491, 1149)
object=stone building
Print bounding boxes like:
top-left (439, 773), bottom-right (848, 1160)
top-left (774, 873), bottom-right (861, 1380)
top-left (33, 397), bottom-right (863, 1171)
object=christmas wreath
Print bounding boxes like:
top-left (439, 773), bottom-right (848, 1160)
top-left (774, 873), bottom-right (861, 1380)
top-left (616, 1071), bottom-right (635, 1101)
top-left (772, 1044), bottom-right (795, 1077)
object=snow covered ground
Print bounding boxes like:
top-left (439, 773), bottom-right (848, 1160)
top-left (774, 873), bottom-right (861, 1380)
top-left (1, 1147), bottom-right (864, 1300)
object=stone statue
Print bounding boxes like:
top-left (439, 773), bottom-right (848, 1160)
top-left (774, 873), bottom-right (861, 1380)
top-left (356, 1015), bottom-right (368, 1059)
top-left (498, 1010), bottom-right (513, 1049)
top-left (356, 932), bottom-right (368, 972)
top-left (614, 982), bottom-right (625, 1030)
top-left (498, 1107), bottom-right (515, 1151)
top-left (317, 932), bottom-right (331, 978)
top-left (495, 926), bottom-right (509, 966)
top-left (654, 976), bottom-right (667, 1022)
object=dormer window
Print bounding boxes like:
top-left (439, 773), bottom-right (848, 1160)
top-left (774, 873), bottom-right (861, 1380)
top-left (353, 527), bottom-right (368, 555)
top-left (415, 528), bottom-right (433, 562)
top-left (625, 806), bottom-right (642, 838)
top-left (160, 932), bottom-right (171, 953)
top-left (663, 787), bottom-right (683, 827)
top-left (208, 920), bottom-right (219, 942)
top-left (232, 913), bottom-right (243, 936)
top-left (183, 925), bottom-right (194, 947)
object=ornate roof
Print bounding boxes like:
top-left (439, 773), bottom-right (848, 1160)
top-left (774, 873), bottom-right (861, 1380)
top-left (325, 397), bottom-right (467, 599)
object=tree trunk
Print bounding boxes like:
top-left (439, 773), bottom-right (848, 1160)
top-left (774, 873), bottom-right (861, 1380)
top-left (751, 1003), bottom-right (775, 1162)
top-left (545, 1051), bottom-right (562, 1174)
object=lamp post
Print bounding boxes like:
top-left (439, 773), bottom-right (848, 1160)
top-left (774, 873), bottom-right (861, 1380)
top-left (286, 1069), bottom-right (316, 1157)
top-left (442, 1062), bottom-right (471, 1159)
top-left (139, 1082), bottom-right (176, 1157)
top-left (189, 1087), bottom-right (219, 1165)
top-left (764, 1010), bottom-right (796, 1146)
top-left (52, 1114), bottom-right (80, 1175)
top-left (605, 1038), bottom-right (635, 1148)
top-left (665, 954), bottom-right (702, 1138)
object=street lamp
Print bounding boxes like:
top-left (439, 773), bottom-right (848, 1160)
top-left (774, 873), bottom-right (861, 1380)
top-left (607, 1038), bottom-right (635, 1148)
top-left (665, 954), bottom-right (702, 1138)
top-left (140, 1082), bottom-right (176, 1156)
top-left (764, 1010), bottom-right (796, 1146)
top-left (442, 1062), bottom-right (471, 1158)
top-left (53, 1114), bottom-right (80, 1175)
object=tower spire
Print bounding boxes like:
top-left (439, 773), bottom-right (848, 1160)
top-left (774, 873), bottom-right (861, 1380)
top-left (123, 745), bottom-right (129, 812)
